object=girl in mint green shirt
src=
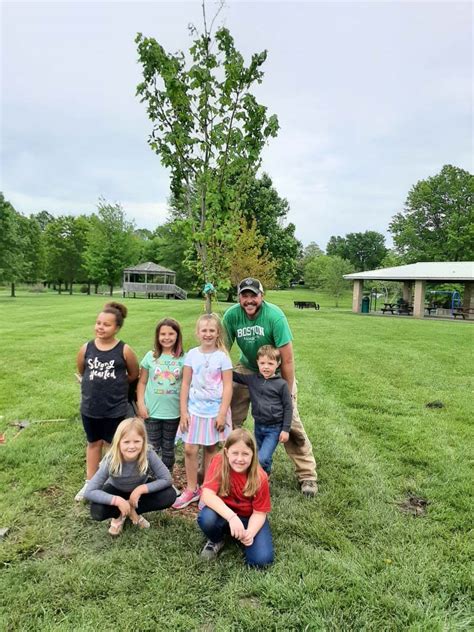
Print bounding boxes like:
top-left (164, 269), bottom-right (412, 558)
top-left (137, 318), bottom-right (184, 473)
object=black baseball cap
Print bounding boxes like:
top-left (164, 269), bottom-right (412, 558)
top-left (238, 278), bottom-right (264, 295)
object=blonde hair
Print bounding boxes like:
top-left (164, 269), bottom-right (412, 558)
top-left (257, 345), bottom-right (281, 364)
top-left (195, 313), bottom-right (228, 354)
top-left (106, 417), bottom-right (149, 476)
top-left (219, 429), bottom-right (260, 497)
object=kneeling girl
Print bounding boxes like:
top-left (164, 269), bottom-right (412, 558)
top-left (198, 428), bottom-right (274, 568)
top-left (84, 417), bottom-right (176, 535)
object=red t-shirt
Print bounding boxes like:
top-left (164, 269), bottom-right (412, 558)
top-left (203, 453), bottom-right (271, 517)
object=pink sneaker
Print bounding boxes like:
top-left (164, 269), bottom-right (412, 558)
top-left (172, 487), bottom-right (200, 510)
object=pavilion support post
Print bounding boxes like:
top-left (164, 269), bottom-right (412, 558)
top-left (352, 280), bottom-right (364, 313)
top-left (402, 281), bottom-right (412, 303)
top-left (413, 280), bottom-right (426, 318)
top-left (463, 282), bottom-right (474, 318)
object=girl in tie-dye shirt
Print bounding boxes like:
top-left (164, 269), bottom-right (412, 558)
top-left (172, 314), bottom-right (233, 510)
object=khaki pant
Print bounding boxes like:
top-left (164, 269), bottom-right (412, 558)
top-left (231, 364), bottom-right (317, 483)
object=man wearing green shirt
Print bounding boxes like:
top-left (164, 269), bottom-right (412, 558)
top-left (222, 277), bottom-right (318, 496)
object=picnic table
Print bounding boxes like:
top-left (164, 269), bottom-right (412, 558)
top-left (294, 301), bottom-right (320, 310)
top-left (381, 303), bottom-right (396, 314)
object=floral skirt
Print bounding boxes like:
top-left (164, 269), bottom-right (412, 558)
top-left (177, 409), bottom-right (232, 446)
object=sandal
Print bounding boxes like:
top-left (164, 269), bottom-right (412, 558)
top-left (133, 515), bottom-right (150, 529)
top-left (108, 515), bottom-right (126, 536)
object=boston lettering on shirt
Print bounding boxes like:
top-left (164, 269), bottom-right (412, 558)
top-left (81, 340), bottom-right (129, 418)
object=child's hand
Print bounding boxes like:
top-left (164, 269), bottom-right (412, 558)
top-left (240, 530), bottom-right (255, 547)
top-left (137, 403), bottom-right (148, 420)
top-left (228, 514), bottom-right (246, 540)
top-left (279, 431), bottom-right (289, 443)
top-left (215, 413), bottom-right (226, 431)
top-left (179, 414), bottom-right (189, 433)
top-left (115, 497), bottom-right (131, 517)
top-left (129, 484), bottom-right (147, 508)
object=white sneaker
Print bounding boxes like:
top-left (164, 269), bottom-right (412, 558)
top-left (74, 481), bottom-right (89, 502)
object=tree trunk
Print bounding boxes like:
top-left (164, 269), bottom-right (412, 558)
top-left (69, 283), bottom-right (73, 295)
top-left (109, 284), bottom-right (113, 296)
top-left (87, 282), bottom-right (91, 295)
top-left (205, 294), bottom-right (211, 314)
top-left (226, 289), bottom-right (235, 302)
top-left (94, 284), bottom-right (99, 294)
top-left (10, 282), bottom-right (15, 297)
top-left (58, 282), bottom-right (62, 294)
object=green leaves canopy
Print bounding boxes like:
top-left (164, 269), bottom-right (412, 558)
top-left (390, 164), bottom-right (474, 262)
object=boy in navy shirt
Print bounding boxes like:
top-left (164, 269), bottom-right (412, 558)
top-left (232, 345), bottom-right (292, 474)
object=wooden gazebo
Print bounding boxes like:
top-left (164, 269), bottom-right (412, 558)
top-left (122, 262), bottom-right (187, 299)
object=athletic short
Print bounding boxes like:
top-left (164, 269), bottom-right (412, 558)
top-left (81, 414), bottom-right (125, 443)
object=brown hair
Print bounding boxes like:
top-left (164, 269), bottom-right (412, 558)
top-left (257, 345), bottom-right (281, 364)
top-left (153, 318), bottom-right (183, 358)
top-left (103, 302), bottom-right (128, 328)
top-left (106, 417), bottom-right (149, 476)
top-left (218, 429), bottom-right (260, 497)
top-left (195, 313), bottom-right (228, 354)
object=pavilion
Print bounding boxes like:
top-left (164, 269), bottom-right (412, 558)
top-left (344, 261), bottom-right (474, 319)
top-left (122, 262), bottom-right (187, 299)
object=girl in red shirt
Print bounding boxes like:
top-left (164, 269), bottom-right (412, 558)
top-left (198, 428), bottom-right (274, 567)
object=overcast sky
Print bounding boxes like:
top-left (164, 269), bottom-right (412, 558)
top-left (1, 1), bottom-right (472, 248)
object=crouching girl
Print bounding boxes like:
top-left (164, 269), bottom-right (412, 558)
top-left (197, 428), bottom-right (274, 568)
top-left (84, 417), bottom-right (176, 535)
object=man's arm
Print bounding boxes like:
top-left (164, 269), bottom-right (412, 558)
top-left (278, 342), bottom-right (295, 396)
top-left (222, 311), bottom-right (235, 351)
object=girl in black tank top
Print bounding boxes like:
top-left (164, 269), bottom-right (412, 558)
top-left (75, 302), bottom-right (139, 502)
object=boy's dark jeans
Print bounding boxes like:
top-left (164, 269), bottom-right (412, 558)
top-left (254, 423), bottom-right (281, 474)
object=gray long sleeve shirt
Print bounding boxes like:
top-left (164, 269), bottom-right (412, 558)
top-left (84, 449), bottom-right (172, 506)
top-left (232, 371), bottom-right (293, 432)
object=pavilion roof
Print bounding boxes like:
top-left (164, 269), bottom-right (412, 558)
top-left (344, 261), bottom-right (474, 282)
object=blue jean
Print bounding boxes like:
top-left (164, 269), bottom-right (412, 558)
top-left (197, 507), bottom-right (274, 568)
top-left (254, 423), bottom-right (281, 474)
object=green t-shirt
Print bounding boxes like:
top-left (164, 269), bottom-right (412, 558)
top-left (222, 301), bottom-right (293, 372)
top-left (140, 351), bottom-right (184, 419)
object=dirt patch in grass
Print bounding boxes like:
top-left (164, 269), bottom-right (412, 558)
top-left (396, 494), bottom-right (429, 516)
top-left (239, 596), bottom-right (261, 609)
top-left (38, 485), bottom-right (63, 500)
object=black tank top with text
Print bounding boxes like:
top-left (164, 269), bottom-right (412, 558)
top-left (80, 340), bottom-right (128, 418)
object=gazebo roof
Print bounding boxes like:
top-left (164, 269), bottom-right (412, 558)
top-left (344, 261), bottom-right (474, 282)
top-left (123, 262), bottom-right (175, 274)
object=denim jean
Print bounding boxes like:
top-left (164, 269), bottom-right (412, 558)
top-left (254, 423), bottom-right (281, 474)
top-left (197, 507), bottom-right (274, 568)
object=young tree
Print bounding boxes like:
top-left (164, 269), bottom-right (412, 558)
top-left (305, 255), bottom-right (353, 306)
top-left (136, 2), bottom-right (279, 310)
top-left (326, 231), bottom-right (387, 271)
top-left (229, 218), bottom-right (276, 300)
top-left (390, 164), bottom-right (474, 262)
top-left (84, 201), bottom-right (139, 295)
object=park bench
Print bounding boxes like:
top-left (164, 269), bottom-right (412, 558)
top-left (452, 307), bottom-right (474, 319)
top-left (294, 301), bottom-right (320, 310)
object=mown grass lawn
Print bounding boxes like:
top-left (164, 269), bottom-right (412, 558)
top-left (0, 290), bottom-right (472, 631)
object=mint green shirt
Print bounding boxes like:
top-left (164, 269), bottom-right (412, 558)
top-left (222, 301), bottom-right (293, 372)
top-left (140, 351), bottom-right (184, 419)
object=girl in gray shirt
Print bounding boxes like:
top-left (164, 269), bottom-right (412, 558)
top-left (84, 417), bottom-right (176, 535)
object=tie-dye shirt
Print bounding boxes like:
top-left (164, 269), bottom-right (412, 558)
top-left (184, 347), bottom-right (233, 417)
